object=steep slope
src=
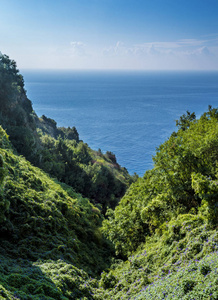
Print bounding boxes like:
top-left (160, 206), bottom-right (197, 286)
top-left (0, 53), bottom-right (133, 212)
top-left (99, 108), bottom-right (218, 299)
top-left (0, 126), bottom-right (113, 299)
top-left (1, 53), bottom-right (217, 299)
top-left (1, 108), bottom-right (217, 299)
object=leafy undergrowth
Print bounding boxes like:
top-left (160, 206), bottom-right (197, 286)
top-left (96, 108), bottom-right (218, 299)
top-left (95, 219), bottom-right (218, 299)
top-left (0, 57), bottom-right (218, 300)
top-left (0, 126), bottom-right (112, 299)
top-left (135, 251), bottom-right (218, 300)
top-left (1, 109), bottom-right (218, 299)
top-left (0, 255), bottom-right (99, 299)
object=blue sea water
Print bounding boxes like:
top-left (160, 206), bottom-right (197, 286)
top-left (22, 70), bottom-right (218, 176)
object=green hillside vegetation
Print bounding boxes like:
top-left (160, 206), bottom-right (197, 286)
top-left (0, 54), bottom-right (134, 213)
top-left (0, 53), bottom-right (217, 299)
top-left (0, 125), bottom-right (114, 299)
top-left (99, 107), bottom-right (218, 299)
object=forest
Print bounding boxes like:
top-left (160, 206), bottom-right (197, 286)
top-left (0, 53), bottom-right (217, 299)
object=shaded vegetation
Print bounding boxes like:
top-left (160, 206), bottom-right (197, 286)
top-left (0, 53), bottom-right (217, 299)
top-left (0, 53), bottom-right (133, 212)
top-left (0, 126), bottom-right (113, 298)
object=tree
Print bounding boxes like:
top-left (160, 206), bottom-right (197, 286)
top-left (176, 111), bottom-right (196, 131)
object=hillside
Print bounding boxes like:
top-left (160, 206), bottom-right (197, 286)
top-left (0, 53), bottom-right (217, 299)
top-left (0, 125), bottom-right (116, 298)
top-left (99, 107), bottom-right (218, 299)
top-left (0, 54), bottom-right (134, 213)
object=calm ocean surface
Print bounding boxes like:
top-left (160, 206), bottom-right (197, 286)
top-left (22, 70), bottom-right (218, 176)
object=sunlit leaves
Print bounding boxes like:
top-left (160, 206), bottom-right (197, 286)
top-left (103, 107), bottom-right (218, 257)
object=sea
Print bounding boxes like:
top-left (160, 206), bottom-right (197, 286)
top-left (21, 70), bottom-right (218, 177)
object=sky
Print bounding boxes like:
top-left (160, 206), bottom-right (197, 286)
top-left (1, 0), bottom-right (218, 70)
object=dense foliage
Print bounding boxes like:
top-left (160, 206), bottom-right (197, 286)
top-left (37, 128), bottom-right (130, 212)
top-left (0, 53), bottom-right (133, 211)
top-left (103, 107), bottom-right (218, 257)
top-left (0, 126), bottom-right (114, 298)
top-left (0, 53), bottom-right (217, 299)
top-left (99, 108), bottom-right (218, 299)
top-left (96, 221), bottom-right (217, 299)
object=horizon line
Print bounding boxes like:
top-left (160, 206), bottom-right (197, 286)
top-left (20, 68), bottom-right (218, 72)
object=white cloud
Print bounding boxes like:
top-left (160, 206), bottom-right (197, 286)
top-left (70, 41), bottom-right (87, 56)
top-left (181, 46), bottom-right (211, 56)
top-left (177, 39), bottom-right (206, 46)
top-left (104, 38), bottom-right (215, 58)
top-left (103, 41), bottom-right (129, 56)
top-left (99, 37), bottom-right (218, 70)
top-left (16, 35), bottom-right (218, 70)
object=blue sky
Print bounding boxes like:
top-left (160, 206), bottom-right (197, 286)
top-left (1, 0), bottom-right (218, 70)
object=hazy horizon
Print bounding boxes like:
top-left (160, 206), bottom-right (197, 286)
top-left (1, 0), bottom-right (218, 71)
top-left (20, 69), bottom-right (218, 72)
